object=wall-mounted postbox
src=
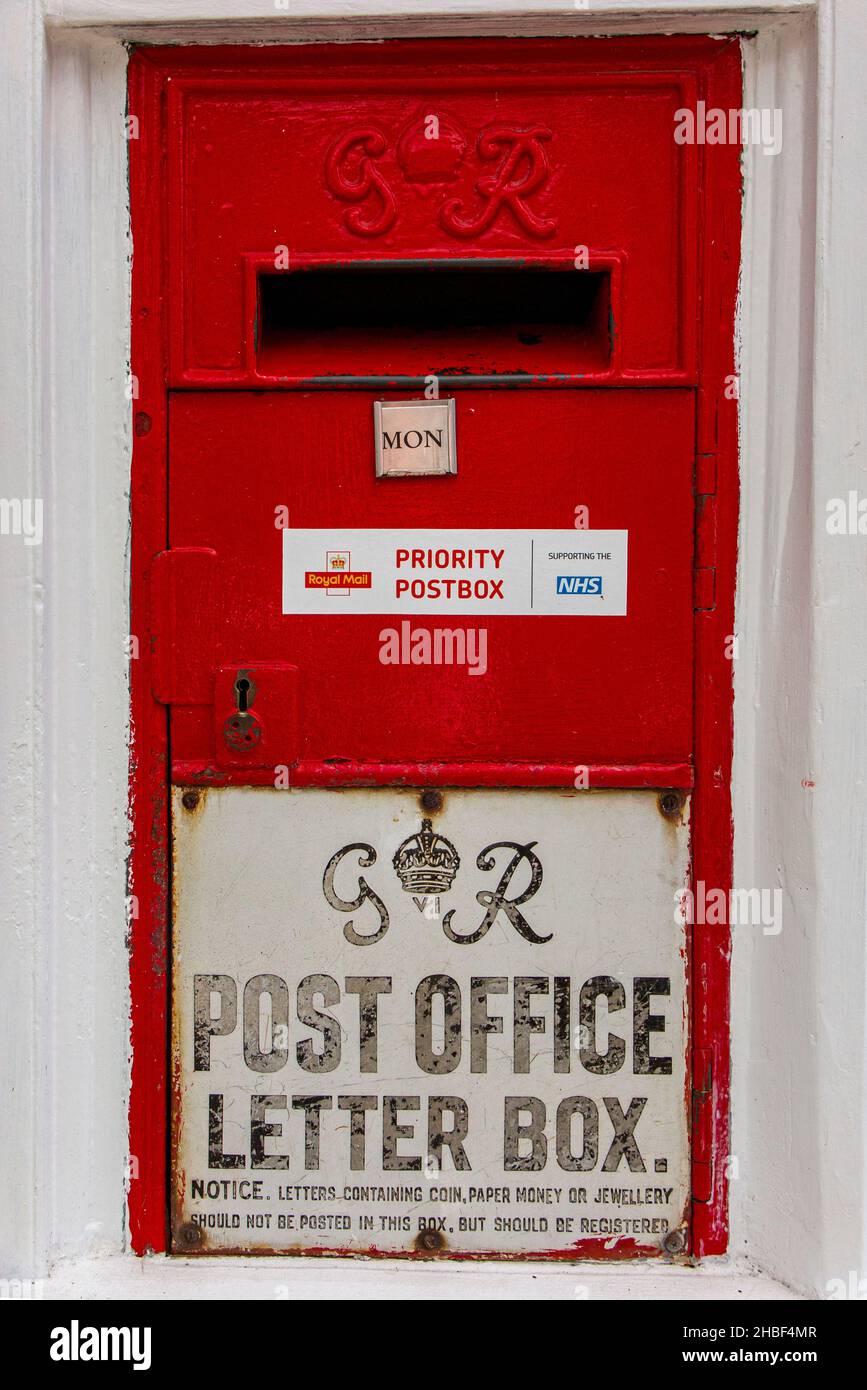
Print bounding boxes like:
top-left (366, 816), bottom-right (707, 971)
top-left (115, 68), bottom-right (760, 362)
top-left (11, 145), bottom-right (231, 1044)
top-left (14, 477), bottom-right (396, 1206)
top-left (129, 38), bottom-right (741, 1261)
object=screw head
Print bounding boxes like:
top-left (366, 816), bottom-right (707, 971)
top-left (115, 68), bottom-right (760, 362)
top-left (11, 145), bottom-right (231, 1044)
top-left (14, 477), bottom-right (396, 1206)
top-left (415, 1227), bottom-right (445, 1253)
top-left (420, 789), bottom-right (443, 814)
top-left (176, 1221), bottom-right (203, 1249)
top-left (663, 1227), bottom-right (687, 1255)
top-left (181, 790), bottom-right (200, 811)
top-left (658, 790), bottom-right (682, 819)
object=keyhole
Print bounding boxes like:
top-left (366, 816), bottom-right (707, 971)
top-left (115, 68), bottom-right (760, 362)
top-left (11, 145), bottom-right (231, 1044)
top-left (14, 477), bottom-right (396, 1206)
top-left (235, 676), bottom-right (251, 713)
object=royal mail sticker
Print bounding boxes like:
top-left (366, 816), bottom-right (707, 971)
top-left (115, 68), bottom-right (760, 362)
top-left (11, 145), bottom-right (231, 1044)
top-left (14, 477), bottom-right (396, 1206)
top-left (283, 529), bottom-right (628, 616)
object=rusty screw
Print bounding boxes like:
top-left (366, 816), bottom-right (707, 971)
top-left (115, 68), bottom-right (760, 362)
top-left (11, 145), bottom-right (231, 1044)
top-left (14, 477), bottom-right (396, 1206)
top-left (662, 1227), bottom-right (687, 1255)
top-left (414, 1227), bottom-right (446, 1253)
top-left (181, 790), bottom-right (200, 812)
top-left (176, 1221), bottom-right (203, 1250)
top-left (420, 789), bottom-right (444, 814)
top-left (658, 790), bottom-right (682, 821)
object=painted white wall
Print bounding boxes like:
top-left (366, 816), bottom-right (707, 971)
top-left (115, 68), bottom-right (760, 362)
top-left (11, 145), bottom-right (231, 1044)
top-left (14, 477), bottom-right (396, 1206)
top-left (733, 0), bottom-right (867, 1297)
top-left (1, 0), bottom-right (44, 1284)
top-left (732, 10), bottom-right (822, 1288)
top-left (1, 0), bottom-right (865, 1299)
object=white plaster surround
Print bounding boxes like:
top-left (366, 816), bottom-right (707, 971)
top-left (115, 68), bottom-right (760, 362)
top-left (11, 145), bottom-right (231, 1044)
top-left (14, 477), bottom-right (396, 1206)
top-left (1, 0), bottom-right (864, 1300)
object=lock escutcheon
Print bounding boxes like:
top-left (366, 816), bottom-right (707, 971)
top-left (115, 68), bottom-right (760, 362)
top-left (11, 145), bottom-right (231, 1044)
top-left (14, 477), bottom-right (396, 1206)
top-left (223, 669), bottom-right (263, 753)
top-left (223, 709), bottom-right (263, 752)
top-left (212, 662), bottom-right (299, 769)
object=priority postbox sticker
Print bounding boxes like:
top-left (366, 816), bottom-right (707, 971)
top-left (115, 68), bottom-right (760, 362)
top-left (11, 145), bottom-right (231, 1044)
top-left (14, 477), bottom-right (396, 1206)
top-left (282, 529), bottom-right (628, 616)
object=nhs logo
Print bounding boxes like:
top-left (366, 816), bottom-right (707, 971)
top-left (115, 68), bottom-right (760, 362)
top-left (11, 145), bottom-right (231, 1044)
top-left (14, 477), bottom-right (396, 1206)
top-left (556, 575), bottom-right (603, 596)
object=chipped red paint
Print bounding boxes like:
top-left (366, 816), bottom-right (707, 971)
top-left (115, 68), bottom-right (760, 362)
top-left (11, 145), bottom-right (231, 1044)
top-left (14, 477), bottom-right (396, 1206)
top-left (128, 46), bottom-right (172, 1255)
top-left (688, 38), bottom-right (741, 1256)
top-left (128, 37), bottom-right (740, 1259)
top-left (171, 760), bottom-right (695, 789)
top-left (162, 1235), bottom-right (660, 1263)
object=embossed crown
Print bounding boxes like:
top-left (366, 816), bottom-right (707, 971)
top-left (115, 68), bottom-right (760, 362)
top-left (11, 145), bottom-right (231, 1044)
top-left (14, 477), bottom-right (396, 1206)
top-left (396, 114), bottom-right (467, 186)
top-left (393, 818), bottom-right (460, 895)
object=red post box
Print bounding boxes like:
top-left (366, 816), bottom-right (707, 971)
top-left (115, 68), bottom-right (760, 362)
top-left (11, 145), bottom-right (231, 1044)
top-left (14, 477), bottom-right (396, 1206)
top-left (128, 37), bottom-right (741, 1261)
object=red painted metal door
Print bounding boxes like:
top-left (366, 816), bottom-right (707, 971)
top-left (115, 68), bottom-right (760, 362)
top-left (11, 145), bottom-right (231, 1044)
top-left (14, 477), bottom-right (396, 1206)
top-left (167, 388), bottom-right (695, 775)
top-left (128, 38), bottom-right (741, 1260)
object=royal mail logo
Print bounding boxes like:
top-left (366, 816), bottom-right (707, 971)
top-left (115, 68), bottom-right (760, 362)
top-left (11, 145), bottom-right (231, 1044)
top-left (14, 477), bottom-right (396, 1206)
top-left (556, 575), bottom-right (603, 596)
top-left (305, 550), bottom-right (372, 593)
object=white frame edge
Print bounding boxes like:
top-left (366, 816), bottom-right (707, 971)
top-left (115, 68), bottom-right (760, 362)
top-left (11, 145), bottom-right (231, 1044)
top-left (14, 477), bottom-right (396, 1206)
top-left (3, 0), bottom-right (866, 1300)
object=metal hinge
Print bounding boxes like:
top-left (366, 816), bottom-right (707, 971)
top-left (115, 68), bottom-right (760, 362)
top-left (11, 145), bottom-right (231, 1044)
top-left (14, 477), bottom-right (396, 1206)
top-left (694, 566), bottom-right (716, 611)
top-left (695, 451), bottom-right (717, 497)
top-left (694, 459), bottom-right (717, 612)
top-left (149, 547), bottom-right (217, 704)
